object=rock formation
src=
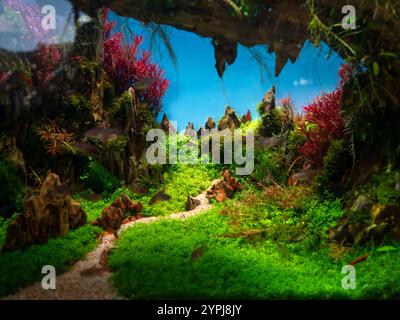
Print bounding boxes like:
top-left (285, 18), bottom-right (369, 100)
top-left (261, 86), bottom-right (276, 113)
top-left (75, 1), bottom-right (373, 78)
top-left (205, 117), bottom-right (216, 131)
top-left (371, 204), bottom-right (400, 241)
top-left (213, 37), bottom-right (237, 78)
top-left (185, 196), bottom-right (201, 211)
top-left (71, 0), bottom-right (314, 76)
top-left (258, 87), bottom-right (282, 137)
top-left (207, 170), bottom-right (242, 202)
top-left (2, 172), bottom-right (87, 251)
top-left (329, 201), bottom-right (400, 245)
top-left (127, 182), bottom-right (149, 196)
top-left (184, 122), bottom-right (195, 136)
top-left (160, 113), bottom-right (176, 134)
top-left (148, 191), bottom-right (171, 205)
top-left (93, 194), bottom-right (143, 232)
top-left (218, 106), bottom-right (241, 131)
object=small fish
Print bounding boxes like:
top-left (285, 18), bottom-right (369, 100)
top-left (191, 245), bottom-right (206, 262)
top-left (49, 184), bottom-right (82, 196)
top-left (80, 266), bottom-right (106, 277)
top-left (132, 77), bottom-right (156, 90)
top-left (275, 242), bottom-right (291, 260)
top-left (128, 183), bottom-right (149, 196)
top-left (0, 72), bottom-right (10, 86)
top-left (100, 249), bottom-right (111, 270)
top-left (71, 55), bottom-right (82, 63)
top-left (84, 127), bottom-right (120, 143)
top-left (148, 191), bottom-right (171, 205)
top-left (288, 169), bottom-right (320, 185)
top-left (105, 133), bottom-right (119, 142)
top-left (74, 141), bottom-right (98, 156)
top-left (350, 253), bottom-right (369, 266)
top-left (395, 173), bottom-right (400, 191)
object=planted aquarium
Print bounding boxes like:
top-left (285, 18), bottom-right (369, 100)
top-left (0, 0), bottom-right (399, 307)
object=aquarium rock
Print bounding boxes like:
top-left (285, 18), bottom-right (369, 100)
top-left (2, 172), bottom-right (87, 251)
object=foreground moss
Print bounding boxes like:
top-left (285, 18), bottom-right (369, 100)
top-left (141, 163), bottom-right (219, 216)
top-left (0, 221), bottom-right (101, 297)
top-left (109, 206), bottom-right (400, 299)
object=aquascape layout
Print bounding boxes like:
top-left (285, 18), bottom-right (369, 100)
top-left (0, 0), bottom-right (399, 302)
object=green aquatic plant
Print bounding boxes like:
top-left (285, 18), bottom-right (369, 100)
top-left (108, 90), bottom-right (132, 120)
top-left (374, 170), bottom-right (400, 206)
top-left (141, 162), bottom-right (219, 216)
top-left (105, 136), bottom-right (129, 152)
top-left (0, 159), bottom-right (25, 211)
top-left (109, 203), bottom-right (400, 299)
top-left (80, 161), bottom-right (120, 195)
top-left (240, 118), bottom-right (260, 132)
top-left (303, 198), bottom-right (344, 250)
top-left (315, 139), bottom-right (351, 198)
top-left (257, 103), bottom-right (281, 137)
top-left (0, 223), bottom-right (101, 297)
top-left (60, 94), bottom-right (92, 123)
top-left (68, 94), bottom-right (91, 113)
top-left (287, 128), bottom-right (307, 149)
top-left (252, 148), bottom-right (287, 185)
top-left (77, 59), bottom-right (101, 79)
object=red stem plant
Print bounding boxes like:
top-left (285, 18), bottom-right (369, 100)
top-left (101, 8), bottom-right (169, 115)
top-left (298, 64), bottom-right (352, 168)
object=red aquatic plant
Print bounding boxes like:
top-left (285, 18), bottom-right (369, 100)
top-left (279, 95), bottom-right (294, 132)
top-left (280, 95), bottom-right (294, 110)
top-left (34, 44), bottom-right (62, 84)
top-left (0, 72), bottom-right (10, 86)
top-left (101, 8), bottom-right (169, 115)
top-left (298, 64), bottom-right (352, 167)
top-left (338, 63), bottom-right (353, 88)
top-left (71, 56), bottom-right (83, 63)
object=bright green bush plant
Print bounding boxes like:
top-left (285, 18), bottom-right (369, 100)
top-left (141, 162), bottom-right (219, 216)
top-left (80, 160), bottom-right (120, 195)
top-left (0, 159), bottom-right (25, 211)
top-left (252, 148), bottom-right (287, 185)
top-left (257, 103), bottom-right (281, 137)
top-left (108, 90), bottom-right (132, 120)
top-left (0, 222), bottom-right (101, 297)
top-left (302, 198), bottom-right (344, 250)
top-left (315, 139), bottom-right (351, 198)
top-left (373, 170), bottom-right (400, 206)
top-left (109, 204), bottom-right (400, 299)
